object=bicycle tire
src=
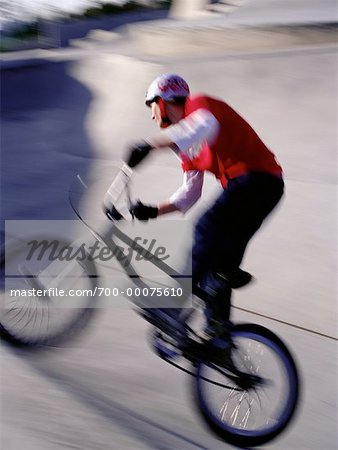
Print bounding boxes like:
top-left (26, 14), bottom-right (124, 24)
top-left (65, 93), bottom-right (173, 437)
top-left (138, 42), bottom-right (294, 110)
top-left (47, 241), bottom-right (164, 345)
top-left (0, 236), bottom-right (98, 348)
top-left (192, 323), bottom-right (300, 447)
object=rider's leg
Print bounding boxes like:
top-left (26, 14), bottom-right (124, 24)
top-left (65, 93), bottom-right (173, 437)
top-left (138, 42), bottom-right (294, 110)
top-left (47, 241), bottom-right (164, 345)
top-left (192, 173), bottom-right (284, 332)
top-left (214, 173), bottom-right (284, 278)
top-left (191, 199), bottom-right (234, 331)
top-left (199, 271), bottom-right (232, 323)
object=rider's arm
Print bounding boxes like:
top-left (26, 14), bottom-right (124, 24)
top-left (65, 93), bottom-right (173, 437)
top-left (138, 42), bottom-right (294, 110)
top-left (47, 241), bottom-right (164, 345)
top-left (157, 202), bottom-right (180, 215)
top-left (139, 109), bottom-right (214, 216)
top-left (148, 109), bottom-right (220, 154)
top-left (157, 170), bottom-right (204, 216)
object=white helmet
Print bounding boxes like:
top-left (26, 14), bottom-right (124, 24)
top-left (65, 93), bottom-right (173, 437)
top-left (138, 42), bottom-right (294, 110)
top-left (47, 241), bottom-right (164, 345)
top-left (145, 73), bottom-right (190, 106)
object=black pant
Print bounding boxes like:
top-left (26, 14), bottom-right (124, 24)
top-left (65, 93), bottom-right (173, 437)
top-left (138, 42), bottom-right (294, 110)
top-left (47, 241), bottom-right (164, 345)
top-left (192, 172), bottom-right (284, 287)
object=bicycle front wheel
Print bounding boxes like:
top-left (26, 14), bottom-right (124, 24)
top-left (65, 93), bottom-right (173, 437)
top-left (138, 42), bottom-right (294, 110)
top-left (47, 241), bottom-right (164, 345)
top-left (193, 323), bottom-right (300, 447)
top-left (1, 237), bottom-right (98, 348)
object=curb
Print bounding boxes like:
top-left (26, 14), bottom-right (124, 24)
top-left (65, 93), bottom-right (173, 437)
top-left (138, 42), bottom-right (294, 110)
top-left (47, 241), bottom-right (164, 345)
top-left (128, 21), bottom-right (338, 56)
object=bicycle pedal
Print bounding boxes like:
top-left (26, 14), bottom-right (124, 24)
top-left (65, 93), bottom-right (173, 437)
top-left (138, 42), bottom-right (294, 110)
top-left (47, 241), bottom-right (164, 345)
top-left (204, 321), bottom-right (230, 340)
top-left (207, 343), bottom-right (233, 368)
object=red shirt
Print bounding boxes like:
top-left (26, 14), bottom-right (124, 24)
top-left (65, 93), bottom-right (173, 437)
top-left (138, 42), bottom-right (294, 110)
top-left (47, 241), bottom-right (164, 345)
top-left (181, 94), bottom-right (283, 187)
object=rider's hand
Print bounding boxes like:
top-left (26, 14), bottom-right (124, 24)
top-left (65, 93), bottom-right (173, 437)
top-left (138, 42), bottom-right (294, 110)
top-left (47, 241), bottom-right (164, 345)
top-left (130, 200), bottom-right (158, 221)
top-left (126, 142), bottom-right (152, 168)
top-left (103, 204), bottom-right (123, 221)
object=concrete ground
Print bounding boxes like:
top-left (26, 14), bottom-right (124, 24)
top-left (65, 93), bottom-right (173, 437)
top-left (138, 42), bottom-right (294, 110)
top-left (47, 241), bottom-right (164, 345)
top-left (1, 2), bottom-right (337, 448)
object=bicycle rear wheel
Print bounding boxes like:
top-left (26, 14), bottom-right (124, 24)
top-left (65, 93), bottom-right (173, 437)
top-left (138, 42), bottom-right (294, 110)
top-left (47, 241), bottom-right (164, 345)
top-left (193, 323), bottom-right (300, 447)
top-left (0, 237), bottom-right (98, 348)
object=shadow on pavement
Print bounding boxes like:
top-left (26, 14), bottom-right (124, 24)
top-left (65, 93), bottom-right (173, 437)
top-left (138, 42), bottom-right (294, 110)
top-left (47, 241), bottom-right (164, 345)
top-left (0, 60), bottom-right (95, 288)
top-left (1, 60), bottom-right (94, 223)
top-left (11, 345), bottom-right (210, 450)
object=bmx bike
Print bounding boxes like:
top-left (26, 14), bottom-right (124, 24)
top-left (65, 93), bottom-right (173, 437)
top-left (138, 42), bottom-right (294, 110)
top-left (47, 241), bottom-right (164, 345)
top-left (0, 164), bottom-right (300, 448)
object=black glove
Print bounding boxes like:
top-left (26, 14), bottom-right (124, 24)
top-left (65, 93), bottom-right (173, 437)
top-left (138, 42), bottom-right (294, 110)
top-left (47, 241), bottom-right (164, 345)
top-left (126, 142), bottom-right (152, 168)
top-left (130, 201), bottom-right (158, 221)
top-left (104, 205), bottom-right (123, 221)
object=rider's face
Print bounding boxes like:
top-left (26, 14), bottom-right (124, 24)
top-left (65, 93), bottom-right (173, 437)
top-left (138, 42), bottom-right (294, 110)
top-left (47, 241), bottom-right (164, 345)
top-left (151, 102), bottom-right (165, 128)
top-left (151, 101), bottom-right (184, 128)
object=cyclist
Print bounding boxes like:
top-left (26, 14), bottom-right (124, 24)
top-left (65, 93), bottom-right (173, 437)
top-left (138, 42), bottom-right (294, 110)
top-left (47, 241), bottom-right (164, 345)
top-left (125, 73), bottom-right (284, 334)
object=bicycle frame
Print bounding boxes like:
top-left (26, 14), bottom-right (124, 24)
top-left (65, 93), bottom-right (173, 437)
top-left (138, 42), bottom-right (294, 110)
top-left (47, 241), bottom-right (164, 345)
top-left (69, 166), bottom-right (265, 390)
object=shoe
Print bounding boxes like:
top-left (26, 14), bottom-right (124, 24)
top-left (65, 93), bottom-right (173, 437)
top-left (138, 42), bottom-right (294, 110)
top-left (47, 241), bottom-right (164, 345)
top-left (217, 268), bottom-right (253, 289)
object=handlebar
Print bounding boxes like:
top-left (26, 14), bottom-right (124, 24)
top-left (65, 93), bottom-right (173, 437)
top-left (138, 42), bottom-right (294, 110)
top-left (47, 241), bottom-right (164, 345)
top-left (103, 163), bottom-right (134, 222)
top-left (69, 162), bottom-right (134, 225)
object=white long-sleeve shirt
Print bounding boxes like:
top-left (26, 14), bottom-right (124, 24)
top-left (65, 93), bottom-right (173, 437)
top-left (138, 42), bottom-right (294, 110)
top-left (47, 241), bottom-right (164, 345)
top-left (164, 109), bottom-right (220, 213)
top-left (169, 170), bottom-right (204, 213)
